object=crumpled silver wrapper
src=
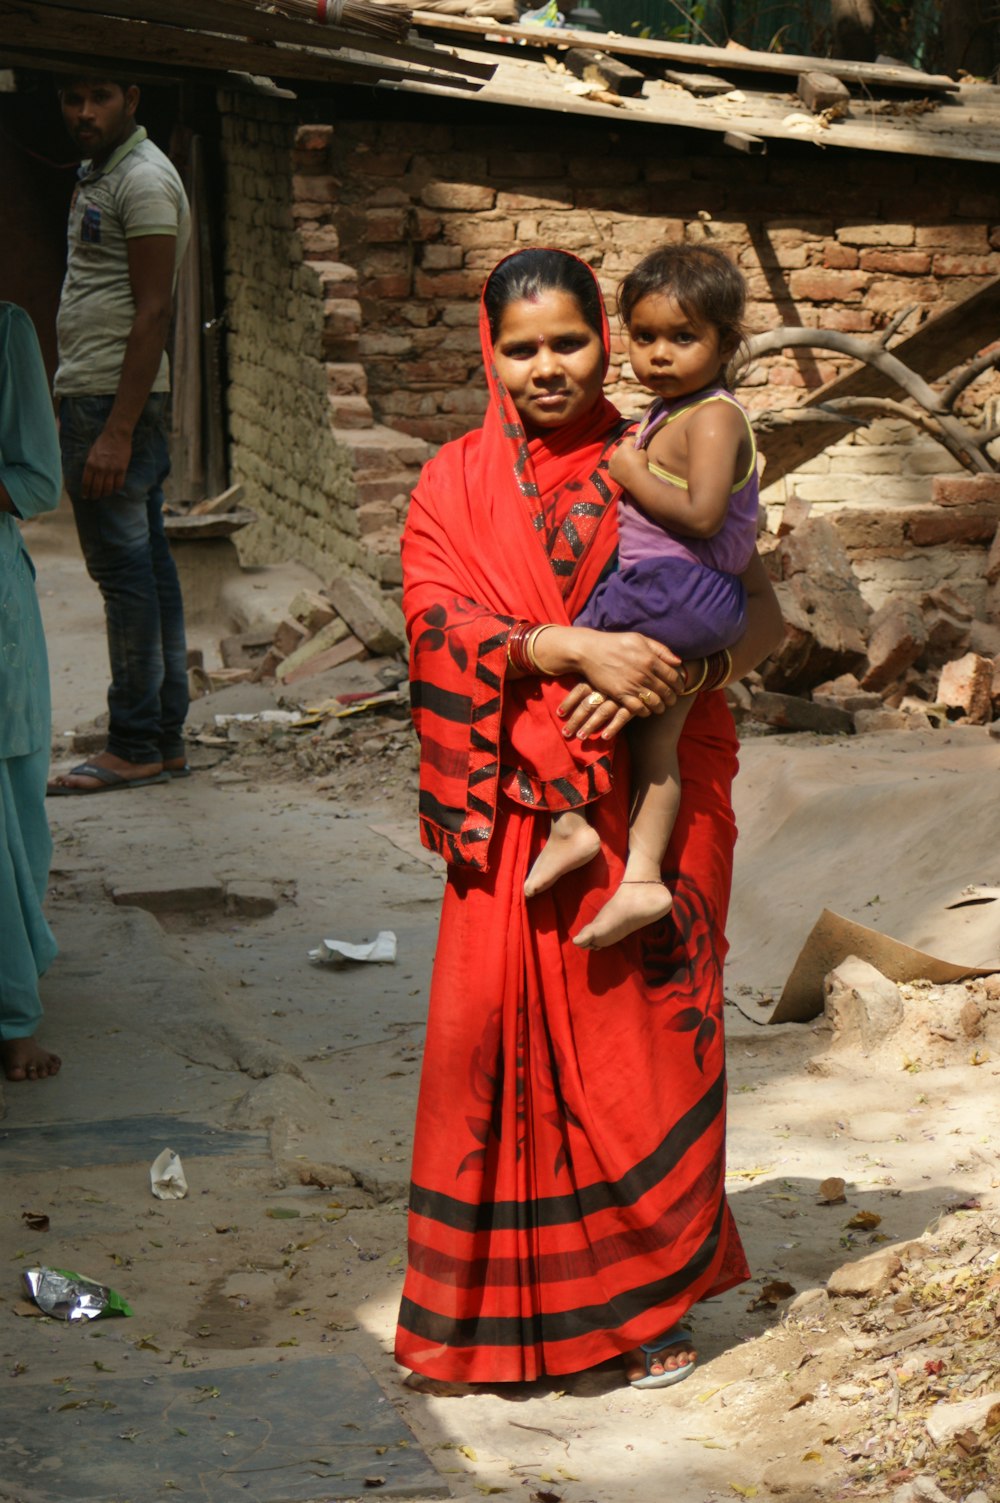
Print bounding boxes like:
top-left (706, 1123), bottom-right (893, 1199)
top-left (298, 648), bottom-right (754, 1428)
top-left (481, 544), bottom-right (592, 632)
top-left (24, 1267), bottom-right (111, 1321)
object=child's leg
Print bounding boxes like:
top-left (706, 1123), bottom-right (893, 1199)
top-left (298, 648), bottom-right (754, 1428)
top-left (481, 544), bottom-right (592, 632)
top-left (524, 808), bottom-right (601, 897)
top-left (574, 696), bottom-right (694, 949)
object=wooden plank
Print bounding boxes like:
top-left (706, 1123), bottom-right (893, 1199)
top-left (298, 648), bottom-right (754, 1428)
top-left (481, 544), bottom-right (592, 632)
top-left (723, 130), bottom-right (765, 154)
top-left (393, 65), bottom-right (1000, 166)
top-left (410, 12), bottom-right (959, 92)
top-left (564, 46), bottom-right (645, 98)
top-left (662, 68), bottom-right (735, 96)
top-left (797, 70), bottom-right (851, 113)
top-left (0, 2), bottom-right (486, 86)
top-left (752, 277), bottom-right (1000, 485)
top-left (23, 0), bottom-right (496, 80)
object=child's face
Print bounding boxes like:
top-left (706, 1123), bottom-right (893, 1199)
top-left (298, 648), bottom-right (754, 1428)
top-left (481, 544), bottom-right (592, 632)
top-left (626, 293), bottom-right (732, 401)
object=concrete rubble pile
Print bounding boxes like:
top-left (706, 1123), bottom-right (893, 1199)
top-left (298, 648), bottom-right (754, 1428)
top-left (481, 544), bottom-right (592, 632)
top-left (734, 503), bottom-right (1000, 738)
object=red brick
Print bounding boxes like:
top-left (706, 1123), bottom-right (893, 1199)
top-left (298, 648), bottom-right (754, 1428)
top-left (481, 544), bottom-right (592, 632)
top-left (787, 268), bottom-right (869, 302)
top-left (442, 217), bottom-right (516, 249)
top-left (292, 174), bottom-right (340, 204)
top-left (298, 224), bottom-right (340, 258)
top-left (360, 245), bottom-right (410, 276)
top-left (365, 207), bottom-right (409, 242)
top-left (806, 307), bottom-right (876, 333)
top-left (421, 182), bottom-right (495, 211)
top-left (932, 474), bottom-right (1000, 507)
top-left (933, 253), bottom-right (1000, 276)
top-left (282, 635), bottom-right (367, 686)
top-left (413, 268), bottom-right (484, 299)
top-left (322, 298), bottom-right (361, 340)
top-left (908, 510), bottom-right (996, 546)
top-left (837, 223), bottom-right (914, 247)
top-left (360, 274), bottom-right (412, 300)
top-left (291, 150), bottom-right (331, 176)
top-left (420, 244), bottom-right (462, 270)
top-left (937, 652), bottom-right (994, 723)
top-left (858, 249), bottom-right (932, 275)
top-left (411, 209), bottom-right (442, 242)
top-left (914, 223), bottom-right (989, 249)
top-left (496, 188), bottom-right (573, 212)
top-left (295, 124), bottom-right (334, 151)
top-left (864, 279), bottom-right (942, 312)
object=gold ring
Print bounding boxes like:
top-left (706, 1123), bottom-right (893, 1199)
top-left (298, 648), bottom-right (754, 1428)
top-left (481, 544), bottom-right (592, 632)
top-left (586, 691), bottom-right (606, 708)
top-left (638, 688), bottom-right (652, 703)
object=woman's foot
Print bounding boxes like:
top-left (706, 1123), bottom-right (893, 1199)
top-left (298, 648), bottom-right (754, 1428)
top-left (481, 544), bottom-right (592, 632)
top-left (1, 1037), bottom-right (62, 1081)
top-left (624, 1329), bottom-right (696, 1388)
top-left (524, 817), bottom-right (601, 897)
top-left (574, 880), bottom-right (672, 949)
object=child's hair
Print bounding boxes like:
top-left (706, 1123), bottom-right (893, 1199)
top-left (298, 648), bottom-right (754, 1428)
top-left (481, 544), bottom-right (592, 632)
top-left (617, 244), bottom-right (749, 386)
top-left (483, 249), bottom-right (604, 342)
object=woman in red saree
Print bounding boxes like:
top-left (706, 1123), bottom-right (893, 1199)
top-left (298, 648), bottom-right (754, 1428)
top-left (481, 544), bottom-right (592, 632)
top-left (397, 249), bottom-right (781, 1390)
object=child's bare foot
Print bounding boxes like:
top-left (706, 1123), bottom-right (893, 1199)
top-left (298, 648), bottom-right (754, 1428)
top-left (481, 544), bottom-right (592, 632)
top-left (1, 1037), bottom-right (62, 1081)
top-left (524, 820), bottom-right (601, 897)
top-left (573, 880), bottom-right (672, 949)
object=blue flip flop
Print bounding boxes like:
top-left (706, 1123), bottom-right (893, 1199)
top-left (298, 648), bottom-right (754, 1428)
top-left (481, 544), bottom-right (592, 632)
top-left (630, 1325), bottom-right (696, 1389)
top-left (47, 762), bottom-right (171, 796)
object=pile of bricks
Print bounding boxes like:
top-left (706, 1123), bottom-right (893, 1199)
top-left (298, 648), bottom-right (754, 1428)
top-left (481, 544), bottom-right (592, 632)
top-left (740, 477), bottom-right (1000, 735)
top-left (217, 575), bottom-right (406, 689)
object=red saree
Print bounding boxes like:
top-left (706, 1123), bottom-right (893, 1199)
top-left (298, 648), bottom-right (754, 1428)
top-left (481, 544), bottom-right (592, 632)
top-left (396, 259), bottom-right (749, 1383)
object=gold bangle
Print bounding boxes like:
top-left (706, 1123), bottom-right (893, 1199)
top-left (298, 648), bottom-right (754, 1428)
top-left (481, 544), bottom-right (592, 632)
top-left (525, 623), bottom-right (554, 673)
top-left (720, 647), bottom-right (733, 688)
top-left (677, 658), bottom-right (708, 697)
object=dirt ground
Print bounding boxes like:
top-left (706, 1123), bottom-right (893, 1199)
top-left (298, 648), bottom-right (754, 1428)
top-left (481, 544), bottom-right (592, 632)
top-left (1, 505), bottom-right (998, 1503)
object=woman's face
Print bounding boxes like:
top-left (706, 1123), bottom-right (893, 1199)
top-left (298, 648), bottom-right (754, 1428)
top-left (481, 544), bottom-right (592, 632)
top-left (492, 290), bottom-right (605, 434)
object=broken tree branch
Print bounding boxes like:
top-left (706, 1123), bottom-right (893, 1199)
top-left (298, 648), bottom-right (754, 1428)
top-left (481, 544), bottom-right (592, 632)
top-left (748, 325), bottom-right (997, 474)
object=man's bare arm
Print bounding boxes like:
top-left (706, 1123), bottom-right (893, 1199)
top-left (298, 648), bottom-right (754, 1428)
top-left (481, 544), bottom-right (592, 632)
top-left (82, 234), bottom-right (176, 500)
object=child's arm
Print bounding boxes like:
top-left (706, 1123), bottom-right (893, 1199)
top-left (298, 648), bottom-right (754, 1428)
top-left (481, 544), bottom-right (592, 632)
top-left (615, 402), bottom-right (749, 540)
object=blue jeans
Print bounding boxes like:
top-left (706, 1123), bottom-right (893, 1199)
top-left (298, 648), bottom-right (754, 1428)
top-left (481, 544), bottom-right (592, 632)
top-left (60, 394), bottom-right (189, 765)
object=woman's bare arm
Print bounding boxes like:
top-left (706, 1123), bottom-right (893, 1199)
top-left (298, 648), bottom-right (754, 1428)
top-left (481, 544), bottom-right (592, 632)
top-left (729, 549), bottom-right (783, 681)
top-left (554, 548), bottom-right (782, 742)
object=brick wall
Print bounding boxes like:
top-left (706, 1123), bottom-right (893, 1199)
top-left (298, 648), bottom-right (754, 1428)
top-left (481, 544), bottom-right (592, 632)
top-left (219, 90), bottom-right (1000, 610)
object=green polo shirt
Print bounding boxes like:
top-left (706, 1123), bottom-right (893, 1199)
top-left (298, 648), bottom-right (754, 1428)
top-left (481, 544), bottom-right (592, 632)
top-left (55, 126), bottom-right (191, 397)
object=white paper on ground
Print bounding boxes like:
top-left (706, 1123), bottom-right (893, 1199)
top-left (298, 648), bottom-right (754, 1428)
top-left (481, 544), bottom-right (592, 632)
top-left (308, 930), bottom-right (398, 966)
top-left (150, 1148), bottom-right (189, 1199)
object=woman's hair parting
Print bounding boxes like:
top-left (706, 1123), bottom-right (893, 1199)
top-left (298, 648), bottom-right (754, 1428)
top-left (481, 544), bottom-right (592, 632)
top-left (618, 244), bottom-right (749, 381)
top-left (483, 249), bottom-right (604, 341)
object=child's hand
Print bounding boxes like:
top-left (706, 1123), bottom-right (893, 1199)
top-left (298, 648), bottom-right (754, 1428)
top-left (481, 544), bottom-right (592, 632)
top-left (609, 443), bottom-right (649, 489)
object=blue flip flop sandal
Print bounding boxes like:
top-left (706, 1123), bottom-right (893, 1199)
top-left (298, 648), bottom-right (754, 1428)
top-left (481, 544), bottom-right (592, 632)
top-left (47, 762), bottom-right (171, 796)
top-left (630, 1325), bottom-right (696, 1389)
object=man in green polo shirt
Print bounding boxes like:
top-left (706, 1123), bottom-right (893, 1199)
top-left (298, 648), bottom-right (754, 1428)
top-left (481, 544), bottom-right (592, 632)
top-left (49, 78), bottom-right (192, 795)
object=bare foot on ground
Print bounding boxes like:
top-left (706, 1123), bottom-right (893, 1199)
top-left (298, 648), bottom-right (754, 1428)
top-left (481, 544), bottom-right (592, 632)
top-left (524, 817), bottom-right (601, 897)
top-left (623, 1333), bottom-right (696, 1384)
top-left (574, 880), bottom-right (672, 949)
top-left (1, 1036), bottom-right (62, 1081)
top-left (47, 750), bottom-right (164, 794)
top-left (402, 1372), bottom-right (480, 1396)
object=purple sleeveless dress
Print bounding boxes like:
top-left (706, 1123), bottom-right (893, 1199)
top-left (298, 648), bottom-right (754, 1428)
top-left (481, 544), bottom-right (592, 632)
top-left (576, 389), bottom-right (758, 659)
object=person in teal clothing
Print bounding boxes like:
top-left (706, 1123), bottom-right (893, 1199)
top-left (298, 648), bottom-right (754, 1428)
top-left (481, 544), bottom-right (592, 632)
top-left (0, 303), bottom-right (63, 1081)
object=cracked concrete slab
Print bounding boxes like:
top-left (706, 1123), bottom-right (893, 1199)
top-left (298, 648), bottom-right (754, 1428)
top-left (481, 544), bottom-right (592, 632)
top-left (2, 1354), bottom-right (446, 1502)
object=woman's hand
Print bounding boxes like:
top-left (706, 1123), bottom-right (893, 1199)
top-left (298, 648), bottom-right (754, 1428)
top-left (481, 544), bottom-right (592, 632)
top-left (557, 681), bottom-right (636, 742)
top-left (531, 625), bottom-right (685, 737)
